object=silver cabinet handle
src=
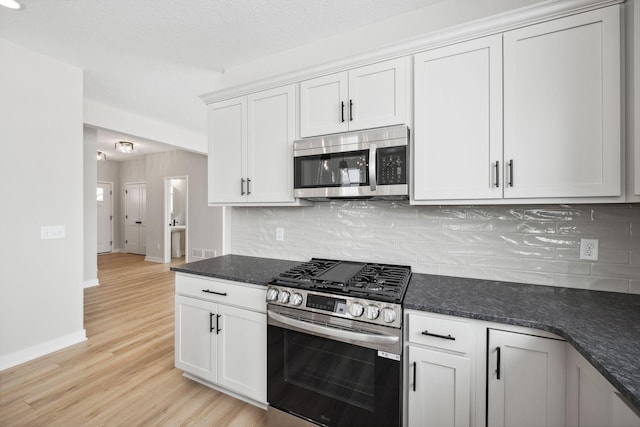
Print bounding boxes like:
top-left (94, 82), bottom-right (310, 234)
top-left (494, 161), bottom-right (500, 188)
top-left (247, 178), bottom-right (251, 195)
top-left (507, 160), bottom-right (514, 187)
top-left (267, 310), bottom-right (398, 345)
top-left (369, 144), bottom-right (377, 191)
top-left (240, 178), bottom-right (246, 195)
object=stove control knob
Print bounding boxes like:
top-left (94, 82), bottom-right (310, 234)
top-left (266, 287), bottom-right (279, 301)
top-left (381, 307), bottom-right (397, 323)
top-left (365, 305), bottom-right (380, 320)
top-left (278, 291), bottom-right (290, 304)
top-left (290, 293), bottom-right (303, 306)
top-left (349, 302), bottom-right (364, 317)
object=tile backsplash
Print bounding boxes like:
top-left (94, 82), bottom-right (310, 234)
top-left (230, 202), bottom-right (640, 294)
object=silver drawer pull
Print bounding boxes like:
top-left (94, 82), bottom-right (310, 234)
top-left (421, 330), bottom-right (455, 341)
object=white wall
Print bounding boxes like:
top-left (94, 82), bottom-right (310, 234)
top-left (97, 159), bottom-right (121, 250)
top-left (84, 99), bottom-right (207, 154)
top-left (0, 38), bottom-right (86, 370)
top-left (83, 127), bottom-right (98, 286)
top-left (144, 150), bottom-right (223, 261)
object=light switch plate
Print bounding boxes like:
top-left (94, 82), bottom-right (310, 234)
top-left (41, 225), bottom-right (66, 240)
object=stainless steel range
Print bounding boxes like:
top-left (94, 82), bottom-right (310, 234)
top-left (266, 258), bottom-right (412, 427)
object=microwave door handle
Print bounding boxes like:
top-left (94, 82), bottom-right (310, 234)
top-left (369, 144), bottom-right (377, 191)
top-left (267, 310), bottom-right (398, 345)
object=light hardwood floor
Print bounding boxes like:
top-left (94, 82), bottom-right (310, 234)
top-left (0, 253), bottom-right (266, 426)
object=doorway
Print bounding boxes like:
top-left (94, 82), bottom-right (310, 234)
top-left (97, 182), bottom-right (113, 254)
top-left (164, 177), bottom-right (188, 263)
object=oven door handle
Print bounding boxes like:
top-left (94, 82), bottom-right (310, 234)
top-left (268, 310), bottom-right (399, 345)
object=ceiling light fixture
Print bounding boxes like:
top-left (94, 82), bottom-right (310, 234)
top-left (0, 0), bottom-right (22, 10)
top-left (97, 151), bottom-right (107, 161)
top-left (115, 141), bottom-right (134, 153)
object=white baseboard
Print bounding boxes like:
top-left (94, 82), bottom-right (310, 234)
top-left (83, 279), bottom-right (100, 288)
top-left (183, 372), bottom-right (267, 410)
top-left (0, 329), bottom-right (87, 371)
top-left (144, 256), bottom-right (164, 263)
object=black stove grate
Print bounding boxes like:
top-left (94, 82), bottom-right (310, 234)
top-left (271, 258), bottom-right (412, 303)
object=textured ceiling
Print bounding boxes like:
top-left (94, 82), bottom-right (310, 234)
top-left (0, 0), bottom-right (440, 150)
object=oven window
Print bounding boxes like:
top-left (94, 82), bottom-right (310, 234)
top-left (268, 324), bottom-right (401, 427)
top-left (294, 150), bottom-right (369, 188)
top-left (284, 329), bottom-right (375, 411)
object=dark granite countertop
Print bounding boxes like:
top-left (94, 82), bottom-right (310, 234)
top-left (171, 254), bottom-right (300, 286)
top-left (405, 273), bottom-right (640, 413)
top-left (172, 255), bottom-right (640, 412)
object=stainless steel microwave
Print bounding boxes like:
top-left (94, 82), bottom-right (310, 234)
top-left (293, 125), bottom-right (409, 200)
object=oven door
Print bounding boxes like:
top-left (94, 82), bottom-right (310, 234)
top-left (267, 305), bottom-right (402, 427)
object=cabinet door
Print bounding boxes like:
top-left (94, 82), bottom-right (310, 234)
top-left (566, 345), bottom-right (640, 427)
top-left (348, 58), bottom-right (407, 131)
top-left (414, 35), bottom-right (502, 201)
top-left (503, 6), bottom-right (621, 198)
top-left (174, 295), bottom-right (217, 382)
top-left (247, 85), bottom-right (296, 203)
top-left (208, 96), bottom-right (247, 203)
top-left (487, 329), bottom-right (566, 427)
top-left (408, 346), bottom-right (471, 427)
top-left (300, 72), bottom-right (348, 137)
top-left (216, 304), bottom-right (267, 403)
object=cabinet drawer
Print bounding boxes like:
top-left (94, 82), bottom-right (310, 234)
top-left (408, 313), bottom-right (474, 354)
top-left (175, 274), bottom-right (266, 313)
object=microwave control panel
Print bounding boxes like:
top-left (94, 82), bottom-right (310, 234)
top-left (378, 146), bottom-right (407, 185)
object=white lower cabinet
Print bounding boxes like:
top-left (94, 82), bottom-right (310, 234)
top-left (175, 295), bottom-right (218, 382)
top-left (406, 311), bottom-right (475, 427)
top-left (408, 346), bottom-right (471, 427)
top-left (487, 329), bottom-right (566, 427)
top-left (566, 346), bottom-right (640, 427)
top-left (216, 304), bottom-right (266, 401)
top-left (174, 274), bottom-right (266, 405)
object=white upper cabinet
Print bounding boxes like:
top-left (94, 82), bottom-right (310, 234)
top-left (208, 85), bottom-right (298, 205)
top-left (413, 5), bottom-right (622, 204)
top-left (299, 72), bottom-right (349, 137)
top-left (247, 86), bottom-right (296, 203)
top-left (299, 58), bottom-right (407, 137)
top-left (208, 97), bottom-right (247, 204)
top-left (503, 6), bottom-right (621, 199)
top-left (414, 34), bottom-right (503, 201)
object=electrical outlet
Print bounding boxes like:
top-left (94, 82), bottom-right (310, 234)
top-left (276, 227), bottom-right (284, 242)
top-left (580, 238), bottom-right (599, 261)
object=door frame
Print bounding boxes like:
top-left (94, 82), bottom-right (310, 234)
top-left (97, 181), bottom-right (114, 254)
top-left (164, 176), bottom-right (189, 263)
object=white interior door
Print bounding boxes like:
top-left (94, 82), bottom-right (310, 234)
top-left (125, 182), bottom-right (146, 255)
top-left (97, 182), bottom-right (113, 253)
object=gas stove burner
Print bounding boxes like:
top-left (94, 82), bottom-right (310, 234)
top-left (270, 258), bottom-right (412, 303)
